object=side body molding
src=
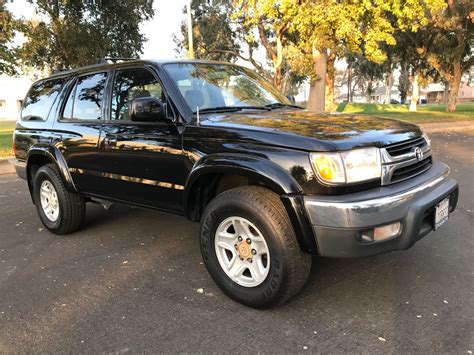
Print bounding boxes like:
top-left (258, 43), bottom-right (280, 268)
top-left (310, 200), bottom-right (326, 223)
top-left (26, 145), bottom-right (77, 192)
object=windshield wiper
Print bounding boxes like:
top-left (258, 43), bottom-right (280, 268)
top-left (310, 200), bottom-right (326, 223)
top-left (194, 106), bottom-right (270, 114)
top-left (264, 102), bottom-right (304, 110)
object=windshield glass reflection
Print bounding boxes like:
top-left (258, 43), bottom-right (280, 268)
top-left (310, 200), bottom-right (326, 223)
top-left (164, 63), bottom-right (290, 112)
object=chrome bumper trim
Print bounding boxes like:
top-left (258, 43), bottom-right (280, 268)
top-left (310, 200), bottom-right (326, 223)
top-left (304, 162), bottom-right (450, 228)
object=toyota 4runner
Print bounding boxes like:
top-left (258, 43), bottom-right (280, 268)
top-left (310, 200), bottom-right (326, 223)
top-left (13, 59), bottom-right (459, 308)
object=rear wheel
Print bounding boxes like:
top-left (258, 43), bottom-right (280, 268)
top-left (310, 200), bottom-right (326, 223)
top-left (200, 186), bottom-right (311, 308)
top-left (33, 164), bottom-right (86, 234)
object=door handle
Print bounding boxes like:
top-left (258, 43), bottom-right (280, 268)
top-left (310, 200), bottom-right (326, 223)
top-left (104, 136), bottom-right (117, 146)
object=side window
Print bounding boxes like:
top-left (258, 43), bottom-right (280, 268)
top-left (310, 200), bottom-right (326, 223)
top-left (21, 78), bottom-right (65, 121)
top-left (62, 72), bottom-right (107, 120)
top-left (111, 68), bottom-right (165, 121)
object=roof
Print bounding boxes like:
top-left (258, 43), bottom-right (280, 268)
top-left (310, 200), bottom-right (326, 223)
top-left (48, 58), bottom-right (234, 79)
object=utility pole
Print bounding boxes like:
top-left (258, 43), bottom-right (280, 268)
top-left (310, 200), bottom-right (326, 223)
top-left (186, 0), bottom-right (195, 59)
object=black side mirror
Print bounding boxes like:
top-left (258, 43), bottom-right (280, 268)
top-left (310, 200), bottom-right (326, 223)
top-left (130, 97), bottom-right (169, 122)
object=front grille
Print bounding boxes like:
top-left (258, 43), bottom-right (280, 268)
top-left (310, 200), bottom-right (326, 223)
top-left (381, 136), bottom-right (433, 185)
top-left (390, 156), bottom-right (432, 183)
top-left (386, 136), bottom-right (427, 157)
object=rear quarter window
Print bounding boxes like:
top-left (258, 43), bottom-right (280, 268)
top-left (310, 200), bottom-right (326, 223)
top-left (21, 78), bottom-right (65, 121)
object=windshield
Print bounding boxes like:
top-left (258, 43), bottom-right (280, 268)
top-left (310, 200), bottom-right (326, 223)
top-left (163, 63), bottom-right (291, 113)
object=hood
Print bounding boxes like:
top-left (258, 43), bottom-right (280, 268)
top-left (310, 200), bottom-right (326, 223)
top-left (200, 109), bottom-right (423, 151)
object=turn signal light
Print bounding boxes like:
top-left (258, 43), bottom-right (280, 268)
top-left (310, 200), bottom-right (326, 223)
top-left (314, 156), bottom-right (335, 180)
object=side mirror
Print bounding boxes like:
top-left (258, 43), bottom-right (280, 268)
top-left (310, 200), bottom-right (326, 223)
top-left (130, 97), bottom-right (169, 122)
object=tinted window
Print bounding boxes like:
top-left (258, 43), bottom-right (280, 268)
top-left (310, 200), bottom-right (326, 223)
top-left (21, 78), bottom-right (65, 120)
top-left (111, 68), bottom-right (164, 120)
top-left (62, 72), bottom-right (107, 120)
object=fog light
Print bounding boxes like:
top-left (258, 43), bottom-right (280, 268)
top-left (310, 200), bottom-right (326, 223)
top-left (359, 222), bottom-right (402, 243)
top-left (374, 222), bottom-right (402, 241)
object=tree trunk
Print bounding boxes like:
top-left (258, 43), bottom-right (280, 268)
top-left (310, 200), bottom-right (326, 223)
top-left (325, 72), bottom-right (335, 111)
top-left (446, 62), bottom-right (462, 112)
top-left (409, 73), bottom-right (419, 112)
top-left (307, 46), bottom-right (327, 112)
top-left (325, 51), bottom-right (336, 111)
top-left (398, 63), bottom-right (409, 104)
top-left (347, 64), bottom-right (352, 102)
top-left (366, 79), bottom-right (373, 103)
top-left (445, 0), bottom-right (465, 112)
top-left (443, 83), bottom-right (449, 104)
top-left (384, 70), bottom-right (393, 104)
top-left (273, 35), bottom-right (283, 89)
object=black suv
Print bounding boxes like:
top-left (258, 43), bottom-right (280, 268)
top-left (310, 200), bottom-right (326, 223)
top-left (14, 59), bottom-right (459, 308)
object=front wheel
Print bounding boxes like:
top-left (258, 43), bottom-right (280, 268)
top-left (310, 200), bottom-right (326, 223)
top-left (200, 186), bottom-right (311, 308)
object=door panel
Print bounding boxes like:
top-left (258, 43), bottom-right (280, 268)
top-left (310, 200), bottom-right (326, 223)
top-left (97, 123), bottom-right (186, 212)
top-left (52, 72), bottom-right (108, 193)
top-left (91, 67), bottom-right (187, 212)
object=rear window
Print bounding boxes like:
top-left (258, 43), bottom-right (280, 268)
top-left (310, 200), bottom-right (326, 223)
top-left (21, 78), bottom-right (65, 121)
top-left (62, 72), bottom-right (107, 121)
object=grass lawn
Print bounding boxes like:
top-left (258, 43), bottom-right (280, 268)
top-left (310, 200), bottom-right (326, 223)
top-left (337, 102), bottom-right (474, 123)
top-left (0, 121), bottom-right (16, 158)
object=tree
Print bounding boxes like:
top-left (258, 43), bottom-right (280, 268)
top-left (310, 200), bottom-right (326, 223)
top-left (174, 0), bottom-right (239, 62)
top-left (350, 55), bottom-right (386, 102)
top-left (0, 3), bottom-right (17, 76)
top-left (232, 0), bottom-right (292, 89)
top-left (287, 0), bottom-right (403, 111)
top-left (287, 0), bottom-right (447, 112)
top-left (389, 0), bottom-right (471, 112)
top-left (17, 0), bottom-right (154, 73)
top-left (422, 0), bottom-right (473, 111)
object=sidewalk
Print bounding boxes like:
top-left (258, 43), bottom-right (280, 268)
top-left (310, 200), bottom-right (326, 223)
top-left (0, 157), bottom-right (15, 175)
top-left (417, 120), bottom-right (474, 133)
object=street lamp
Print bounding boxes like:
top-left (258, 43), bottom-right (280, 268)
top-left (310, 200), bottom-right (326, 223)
top-left (186, 0), bottom-right (195, 59)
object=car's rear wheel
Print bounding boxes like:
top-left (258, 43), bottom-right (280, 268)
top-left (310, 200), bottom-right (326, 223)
top-left (200, 186), bottom-right (311, 308)
top-left (33, 164), bottom-right (85, 235)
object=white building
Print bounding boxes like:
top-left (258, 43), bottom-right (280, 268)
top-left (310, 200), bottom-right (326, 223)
top-left (1, 0), bottom-right (36, 120)
top-left (0, 74), bottom-right (32, 120)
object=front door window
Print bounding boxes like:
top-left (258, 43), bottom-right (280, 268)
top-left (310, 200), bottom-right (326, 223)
top-left (111, 68), bottom-right (165, 121)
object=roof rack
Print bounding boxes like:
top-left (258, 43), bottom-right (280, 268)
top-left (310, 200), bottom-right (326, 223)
top-left (98, 57), bottom-right (138, 64)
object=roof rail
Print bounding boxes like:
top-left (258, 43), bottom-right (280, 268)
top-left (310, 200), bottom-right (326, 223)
top-left (51, 68), bottom-right (70, 75)
top-left (98, 57), bottom-right (138, 64)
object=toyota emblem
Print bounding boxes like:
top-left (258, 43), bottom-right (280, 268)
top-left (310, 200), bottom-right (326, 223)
top-left (414, 147), bottom-right (423, 161)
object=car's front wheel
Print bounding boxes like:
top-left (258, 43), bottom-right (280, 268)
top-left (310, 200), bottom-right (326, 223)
top-left (200, 186), bottom-right (311, 308)
top-left (33, 164), bottom-right (86, 235)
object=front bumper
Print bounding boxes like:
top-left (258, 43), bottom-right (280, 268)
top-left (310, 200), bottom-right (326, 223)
top-left (304, 161), bottom-right (458, 257)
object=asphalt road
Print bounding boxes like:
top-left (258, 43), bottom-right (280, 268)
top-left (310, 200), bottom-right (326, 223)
top-left (0, 131), bottom-right (473, 353)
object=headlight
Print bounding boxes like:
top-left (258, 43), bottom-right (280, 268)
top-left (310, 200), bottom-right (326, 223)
top-left (310, 147), bottom-right (381, 185)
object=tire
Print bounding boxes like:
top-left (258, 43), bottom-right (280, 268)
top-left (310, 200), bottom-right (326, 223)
top-left (200, 186), bottom-right (312, 308)
top-left (33, 164), bottom-right (86, 235)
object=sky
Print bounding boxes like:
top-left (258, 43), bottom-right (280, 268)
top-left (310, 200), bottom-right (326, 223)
top-left (1, 0), bottom-right (273, 106)
top-left (140, 0), bottom-right (188, 60)
top-left (7, 0), bottom-right (189, 60)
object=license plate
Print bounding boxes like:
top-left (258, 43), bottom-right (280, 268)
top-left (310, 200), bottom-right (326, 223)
top-left (434, 196), bottom-right (450, 230)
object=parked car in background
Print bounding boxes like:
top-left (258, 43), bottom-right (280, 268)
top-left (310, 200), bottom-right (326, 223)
top-left (13, 59), bottom-right (459, 308)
